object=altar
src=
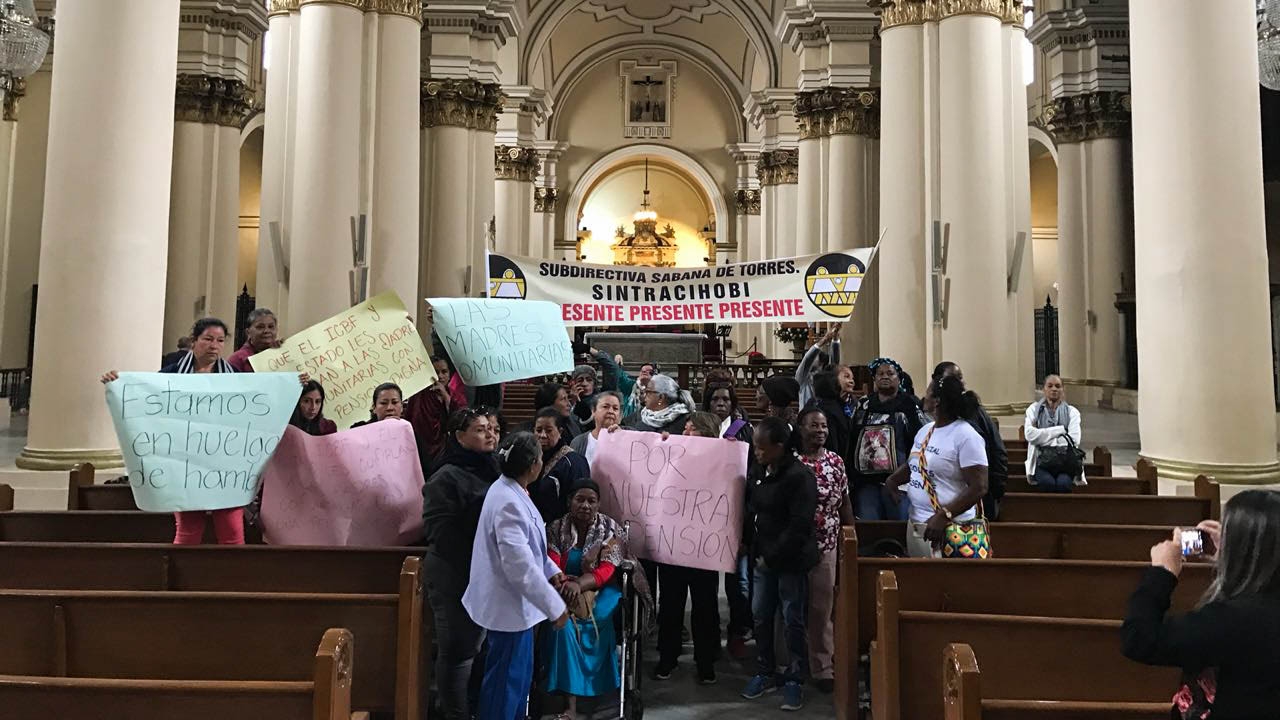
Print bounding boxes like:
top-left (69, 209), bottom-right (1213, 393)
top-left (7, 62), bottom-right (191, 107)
top-left (586, 332), bottom-right (708, 368)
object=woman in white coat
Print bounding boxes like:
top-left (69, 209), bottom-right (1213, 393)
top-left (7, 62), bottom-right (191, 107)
top-left (464, 431), bottom-right (569, 720)
top-left (1023, 375), bottom-right (1084, 492)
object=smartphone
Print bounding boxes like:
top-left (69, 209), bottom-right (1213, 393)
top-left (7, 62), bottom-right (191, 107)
top-left (1180, 529), bottom-right (1204, 557)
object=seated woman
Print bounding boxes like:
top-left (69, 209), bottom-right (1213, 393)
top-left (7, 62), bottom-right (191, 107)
top-left (1023, 374), bottom-right (1084, 493)
top-left (531, 407), bottom-right (591, 524)
top-left (544, 479), bottom-right (627, 719)
top-left (289, 379), bottom-right (337, 436)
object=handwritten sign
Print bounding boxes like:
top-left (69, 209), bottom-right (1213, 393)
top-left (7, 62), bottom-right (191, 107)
top-left (428, 297), bottom-right (574, 386)
top-left (259, 421), bottom-right (425, 546)
top-left (249, 292), bottom-right (437, 430)
top-left (104, 372), bottom-right (300, 512)
top-left (591, 429), bottom-right (747, 573)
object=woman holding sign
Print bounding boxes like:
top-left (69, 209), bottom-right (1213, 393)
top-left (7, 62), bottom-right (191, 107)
top-left (625, 374), bottom-right (694, 435)
top-left (465, 432), bottom-right (569, 720)
top-left (101, 318), bottom-right (242, 545)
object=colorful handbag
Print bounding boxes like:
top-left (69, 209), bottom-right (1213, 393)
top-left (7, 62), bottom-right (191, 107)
top-left (918, 427), bottom-right (993, 559)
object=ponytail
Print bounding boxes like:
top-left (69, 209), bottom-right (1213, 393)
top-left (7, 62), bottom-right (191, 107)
top-left (935, 374), bottom-right (980, 421)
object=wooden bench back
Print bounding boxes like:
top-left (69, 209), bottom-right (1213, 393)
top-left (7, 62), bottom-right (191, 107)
top-left (943, 644), bottom-right (1171, 720)
top-left (998, 476), bottom-right (1219, 526)
top-left (0, 558), bottom-right (421, 717)
top-left (0, 511), bottom-right (206, 543)
top-left (0, 628), bottom-right (352, 720)
top-left (873, 571), bottom-right (1181, 720)
top-left (0, 484), bottom-right (11, 512)
top-left (853, 520), bottom-right (1178, 561)
top-left (0, 543), bottom-right (420, 594)
top-left (1007, 446), bottom-right (1112, 477)
top-left (66, 464), bottom-right (137, 511)
top-left (1007, 459), bottom-right (1159, 496)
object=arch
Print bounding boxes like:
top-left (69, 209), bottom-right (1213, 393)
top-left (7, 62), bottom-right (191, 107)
top-left (240, 111), bottom-right (265, 146)
top-left (563, 144), bottom-right (730, 259)
top-left (520, 0), bottom-right (779, 89)
top-left (549, 41), bottom-right (748, 141)
top-left (1028, 124), bottom-right (1057, 164)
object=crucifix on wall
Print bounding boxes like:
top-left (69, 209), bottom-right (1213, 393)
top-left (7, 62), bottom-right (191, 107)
top-left (621, 60), bottom-right (677, 139)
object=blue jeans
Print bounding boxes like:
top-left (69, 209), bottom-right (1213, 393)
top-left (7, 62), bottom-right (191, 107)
top-left (1034, 467), bottom-right (1073, 493)
top-left (752, 565), bottom-right (808, 683)
top-left (855, 483), bottom-right (910, 521)
top-left (726, 554), bottom-right (753, 638)
top-left (477, 628), bottom-right (534, 720)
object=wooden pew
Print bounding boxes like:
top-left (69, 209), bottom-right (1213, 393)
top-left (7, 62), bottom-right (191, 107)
top-left (871, 571), bottom-right (1182, 720)
top-left (0, 542), bottom-right (421, 593)
top-left (998, 476), bottom-right (1219, 525)
top-left (853, 520), bottom-right (1179, 561)
top-left (0, 627), bottom-right (353, 720)
top-left (0, 511), bottom-right (198, 543)
top-left (1007, 459), bottom-right (1159, 495)
top-left (0, 483), bottom-right (11, 512)
top-left (943, 644), bottom-right (1170, 720)
top-left (0, 556), bottom-right (424, 720)
top-left (832, 526), bottom-right (1210, 720)
top-left (1007, 444), bottom-right (1112, 478)
top-left (66, 463), bottom-right (137, 511)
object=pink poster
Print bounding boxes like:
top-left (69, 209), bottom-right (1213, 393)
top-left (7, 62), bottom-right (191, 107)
top-left (591, 429), bottom-right (748, 573)
top-left (260, 420), bottom-right (424, 546)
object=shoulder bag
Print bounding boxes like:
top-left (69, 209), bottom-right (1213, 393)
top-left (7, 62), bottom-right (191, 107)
top-left (1037, 433), bottom-right (1086, 478)
top-left (918, 427), bottom-right (993, 559)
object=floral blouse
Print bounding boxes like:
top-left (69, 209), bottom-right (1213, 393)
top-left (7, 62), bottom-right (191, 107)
top-left (794, 449), bottom-right (848, 554)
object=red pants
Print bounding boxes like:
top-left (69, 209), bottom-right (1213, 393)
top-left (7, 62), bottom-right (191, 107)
top-left (173, 508), bottom-right (244, 545)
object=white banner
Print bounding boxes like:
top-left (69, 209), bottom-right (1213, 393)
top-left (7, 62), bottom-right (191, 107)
top-left (487, 248), bottom-right (877, 326)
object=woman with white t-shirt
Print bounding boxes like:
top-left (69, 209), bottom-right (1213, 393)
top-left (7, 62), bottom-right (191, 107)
top-left (887, 375), bottom-right (989, 558)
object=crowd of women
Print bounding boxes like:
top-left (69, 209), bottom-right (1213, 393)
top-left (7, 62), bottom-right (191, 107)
top-left (97, 309), bottom-right (1280, 719)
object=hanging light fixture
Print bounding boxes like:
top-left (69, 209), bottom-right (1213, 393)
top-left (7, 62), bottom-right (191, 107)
top-left (633, 157), bottom-right (658, 223)
top-left (0, 0), bottom-right (50, 104)
top-left (1260, 0), bottom-right (1280, 91)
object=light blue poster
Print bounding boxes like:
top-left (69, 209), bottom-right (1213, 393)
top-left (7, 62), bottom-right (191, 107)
top-left (428, 297), bottom-right (574, 386)
top-left (104, 372), bottom-right (301, 512)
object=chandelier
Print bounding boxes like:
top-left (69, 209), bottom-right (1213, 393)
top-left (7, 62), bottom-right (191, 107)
top-left (1261, 0), bottom-right (1280, 91)
top-left (0, 0), bottom-right (50, 99)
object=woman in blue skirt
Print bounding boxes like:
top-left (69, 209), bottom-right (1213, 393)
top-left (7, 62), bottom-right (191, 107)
top-left (544, 478), bottom-right (626, 718)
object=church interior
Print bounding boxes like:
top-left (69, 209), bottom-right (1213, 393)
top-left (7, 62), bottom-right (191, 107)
top-left (0, 0), bottom-right (1275, 717)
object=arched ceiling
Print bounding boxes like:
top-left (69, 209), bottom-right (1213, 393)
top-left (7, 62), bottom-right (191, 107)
top-left (520, 0), bottom-right (784, 103)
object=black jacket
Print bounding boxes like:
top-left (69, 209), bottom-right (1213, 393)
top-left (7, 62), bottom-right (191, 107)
top-left (421, 447), bottom-right (500, 596)
top-left (968, 407), bottom-right (1007, 517)
top-left (810, 397), bottom-right (852, 462)
top-left (745, 453), bottom-right (818, 573)
top-left (528, 441), bottom-right (591, 524)
top-left (1123, 566), bottom-right (1280, 719)
top-left (624, 410), bottom-right (690, 435)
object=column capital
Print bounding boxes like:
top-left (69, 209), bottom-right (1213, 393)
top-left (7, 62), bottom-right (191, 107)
top-left (795, 87), bottom-right (880, 140)
top-left (757, 149), bottom-right (799, 187)
top-left (494, 145), bottom-right (538, 182)
top-left (1049, 90), bottom-right (1130, 143)
top-left (420, 78), bottom-right (503, 131)
top-left (175, 73), bottom-right (255, 128)
top-left (534, 187), bottom-right (558, 214)
top-left (268, 0), bottom-right (300, 15)
top-left (735, 189), bottom-right (762, 215)
top-left (3, 76), bottom-right (25, 122)
top-left (1026, 2), bottom-right (1130, 98)
top-left (879, 0), bottom-right (1021, 30)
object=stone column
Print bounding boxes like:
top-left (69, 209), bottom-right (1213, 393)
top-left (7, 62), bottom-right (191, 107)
top-left (1004, 16), bottom-right (1035, 409)
top-left (287, 0), bottom-right (363, 330)
top-left (256, 0), bottom-right (298, 324)
top-left (1052, 105), bottom-right (1087, 386)
top-left (531, 140), bottom-right (567, 259)
top-left (1131, 0), bottom-right (1279, 486)
top-left (165, 75), bottom-right (252, 344)
top-left (494, 145), bottom-right (537, 257)
top-left (828, 90), bottom-right (879, 360)
top-left (1081, 93), bottom-right (1132, 393)
top-left (368, 2), bottom-right (422, 310)
top-left (877, 4), bottom-right (928, 382)
top-left (758, 149), bottom-right (799, 358)
top-left (937, 2), bottom-right (1015, 412)
top-left (18, 0), bottom-right (181, 470)
top-left (793, 94), bottom-right (825, 258)
top-left (728, 142), bottom-right (761, 358)
top-left (419, 79), bottom-right (502, 309)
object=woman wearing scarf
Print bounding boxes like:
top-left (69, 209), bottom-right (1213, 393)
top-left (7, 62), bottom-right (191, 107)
top-left (530, 407), bottom-right (591, 524)
top-left (422, 407), bottom-right (501, 720)
top-left (102, 317), bottom-right (242, 544)
top-left (624, 373), bottom-right (694, 435)
top-left (543, 478), bottom-right (645, 719)
top-left (848, 357), bottom-right (929, 520)
top-left (1023, 374), bottom-right (1084, 492)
